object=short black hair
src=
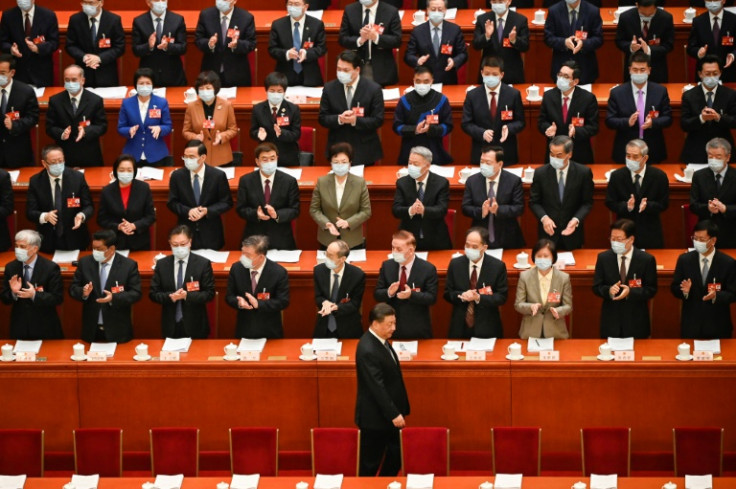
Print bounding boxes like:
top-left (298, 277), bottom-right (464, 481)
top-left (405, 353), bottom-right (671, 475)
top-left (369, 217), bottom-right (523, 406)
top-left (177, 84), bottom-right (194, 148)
top-left (112, 154), bottom-right (137, 180)
top-left (637, 0), bottom-right (657, 8)
top-left (337, 50), bottom-right (362, 69)
top-left (611, 218), bottom-right (636, 238)
top-left (41, 144), bottom-right (63, 162)
top-left (0, 53), bottom-right (16, 70)
top-left (194, 70), bottom-right (222, 94)
top-left (264, 71), bottom-right (289, 91)
top-left (698, 54), bottom-right (723, 72)
top-left (328, 142), bottom-right (353, 162)
top-left (629, 50), bottom-right (651, 67)
top-left (93, 229), bottom-right (117, 248)
top-left (133, 67), bottom-right (155, 87)
top-left (694, 219), bottom-right (719, 238)
top-left (255, 142), bottom-right (279, 159)
top-left (242, 235), bottom-right (270, 255)
top-left (169, 224), bottom-right (193, 240)
top-left (480, 56), bottom-right (504, 72)
top-left (481, 145), bottom-right (504, 163)
top-left (466, 226), bottom-right (490, 246)
top-left (532, 238), bottom-right (558, 264)
top-left (560, 60), bottom-right (581, 80)
top-left (414, 65), bottom-right (433, 77)
top-left (369, 303), bottom-right (396, 324)
top-left (185, 140), bottom-right (207, 156)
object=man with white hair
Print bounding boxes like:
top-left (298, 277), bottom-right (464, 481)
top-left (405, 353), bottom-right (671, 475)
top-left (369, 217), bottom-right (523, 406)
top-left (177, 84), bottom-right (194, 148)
top-left (0, 229), bottom-right (64, 339)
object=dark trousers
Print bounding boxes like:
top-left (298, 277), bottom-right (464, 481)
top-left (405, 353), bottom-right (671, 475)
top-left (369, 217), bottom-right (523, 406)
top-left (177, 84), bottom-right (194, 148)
top-left (359, 427), bottom-right (401, 476)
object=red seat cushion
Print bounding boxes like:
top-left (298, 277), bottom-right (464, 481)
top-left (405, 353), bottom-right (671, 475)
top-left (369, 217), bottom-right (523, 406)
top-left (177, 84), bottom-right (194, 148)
top-left (674, 427), bottom-right (723, 476)
top-left (0, 429), bottom-right (44, 476)
top-left (493, 427), bottom-right (541, 476)
top-left (150, 427), bottom-right (199, 476)
top-left (581, 427), bottom-right (630, 476)
top-left (311, 428), bottom-right (359, 476)
top-left (75, 428), bottom-right (122, 477)
top-left (401, 427), bottom-right (449, 476)
top-left (230, 427), bottom-right (278, 476)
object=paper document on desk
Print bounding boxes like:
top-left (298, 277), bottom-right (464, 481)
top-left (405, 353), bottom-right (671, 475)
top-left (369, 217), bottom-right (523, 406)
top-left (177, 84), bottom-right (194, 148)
top-left (137, 166), bottom-right (164, 181)
top-left (70, 474), bottom-right (100, 489)
top-left (0, 475), bottom-right (26, 489)
top-left (53, 249), bottom-right (80, 263)
top-left (116, 250), bottom-right (130, 257)
top-left (383, 88), bottom-right (401, 101)
top-left (266, 249), bottom-right (302, 263)
top-left (394, 341), bottom-right (418, 355)
top-left (231, 474), bottom-right (260, 489)
top-left (430, 165), bottom-right (455, 179)
top-left (7, 171), bottom-right (19, 184)
top-left (686, 163), bottom-right (708, 171)
top-left (33, 87), bottom-right (45, 98)
top-left (219, 87), bottom-right (238, 99)
top-left (466, 337), bottom-right (496, 351)
top-left (527, 337), bottom-right (554, 352)
top-left (685, 475), bottom-right (713, 489)
top-left (14, 340), bottom-right (42, 354)
top-left (590, 474), bottom-right (617, 489)
top-left (162, 337), bottom-right (192, 352)
top-left (286, 86), bottom-right (324, 98)
top-left (504, 167), bottom-right (523, 178)
top-left (494, 473), bottom-right (523, 488)
top-left (445, 8), bottom-right (457, 19)
top-left (406, 474), bottom-right (434, 489)
top-left (556, 252), bottom-right (575, 266)
top-left (694, 340), bottom-right (721, 354)
top-left (485, 249), bottom-right (503, 261)
top-left (278, 167), bottom-right (303, 180)
top-left (311, 338), bottom-right (342, 354)
top-left (154, 474), bottom-right (184, 489)
top-left (214, 166), bottom-right (236, 180)
top-left (314, 474), bottom-right (344, 489)
top-left (191, 249), bottom-right (230, 263)
top-left (306, 9), bottom-right (323, 19)
top-left (87, 86), bottom-right (128, 99)
top-left (238, 338), bottom-right (267, 352)
top-left (607, 337), bottom-right (634, 351)
top-left (89, 342), bottom-right (117, 357)
top-left (444, 340), bottom-right (464, 352)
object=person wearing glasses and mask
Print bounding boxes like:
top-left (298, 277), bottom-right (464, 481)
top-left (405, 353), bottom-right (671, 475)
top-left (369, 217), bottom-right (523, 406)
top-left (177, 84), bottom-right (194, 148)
top-left (614, 0), bottom-right (673, 83)
top-left (249, 72), bottom-right (302, 165)
top-left (131, 0), bottom-right (188, 86)
top-left (686, 0), bottom-right (736, 82)
top-left (472, 0), bottom-right (529, 84)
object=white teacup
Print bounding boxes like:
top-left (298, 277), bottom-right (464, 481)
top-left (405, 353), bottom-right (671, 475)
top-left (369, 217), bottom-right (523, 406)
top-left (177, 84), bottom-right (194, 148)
top-left (388, 482), bottom-right (402, 489)
top-left (301, 343), bottom-right (314, 357)
top-left (1, 344), bottom-right (13, 359)
top-left (534, 9), bottom-right (546, 23)
top-left (459, 167), bottom-right (473, 180)
top-left (135, 343), bottom-right (148, 357)
top-left (413, 10), bottom-right (426, 22)
top-left (599, 343), bottom-right (612, 356)
top-left (613, 9), bottom-right (621, 22)
top-left (572, 482), bottom-right (587, 489)
top-left (224, 343), bottom-right (238, 357)
top-left (684, 7), bottom-right (696, 20)
top-left (662, 482), bottom-right (677, 489)
top-left (73, 343), bottom-right (85, 357)
top-left (678, 342), bottom-right (691, 357)
top-left (479, 482), bottom-right (494, 489)
top-left (217, 482), bottom-right (230, 489)
top-left (442, 344), bottom-right (456, 357)
top-left (508, 342), bottom-right (522, 357)
top-left (516, 251), bottom-right (529, 267)
top-left (142, 483), bottom-right (155, 489)
top-left (524, 167), bottom-right (535, 181)
top-left (684, 167), bottom-right (694, 180)
top-left (296, 482), bottom-right (309, 489)
top-left (526, 85), bottom-right (540, 99)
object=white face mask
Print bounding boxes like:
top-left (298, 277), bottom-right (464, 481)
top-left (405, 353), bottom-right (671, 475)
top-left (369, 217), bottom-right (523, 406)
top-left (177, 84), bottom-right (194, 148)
top-left (625, 158), bottom-right (642, 173)
top-left (92, 249), bottom-right (108, 263)
top-left (556, 76), bottom-right (571, 92)
top-left (117, 171), bottom-right (135, 184)
top-left (325, 257), bottom-right (340, 270)
top-left (136, 84), bottom-right (153, 97)
top-left (611, 240), bottom-right (627, 255)
top-left (630, 73), bottom-right (649, 85)
top-left (705, 0), bottom-right (722, 13)
top-left (260, 161), bottom-right (278, 176)
top-left (151, 1), bottom-right (167, 15)
top-left (331, 163), bottom-right (350, 177)
top-left (172, 245), bottom-right (190, 260)
top-left (64, 81), bottom-right (81, 95)
top-left (407, 164), bottom-right (423, 180)
top-left (239, 254), bottom-right (253, 269)
top-left (693, 239), bottom-right (709, 254)
top-left (549, 156), bottom-right (566, 170)
top-left (336, 71), bottom-right (353, 85)
top-left (491, 3), bottom-right (507, 15)
top-left (47, 162), bottom-right (65, 177)
top-left (480, 163), bottom-right (497, 179)
top-left (82, 3), bottom-right (98, 16)
top-left (267, 91), bottom-right (284, 106)
top-left (535, 258), bottom-right (553, 271)
top-left (183, 157), bottom-right (200, 172)
top-left (428, 10), bottom-right (445, 24)
top-left (708, 158), bottom-right (725, 173)
top-left (0, 75), bottom-right (8, 87)
top-left (216, 0), bottom-right (232, 13)
top-left (15, 247), bottom-right (29, 263)
top-left (392, 251), bottom-right (407, 264)
top-left (414, 83), bottom-right (431, 97)
top-left (464, 247), bottom-right (482, 262)
top-left (287, 5), bottom-right (303, 18)
top-left (702, 75), bottom-right (720, 89)
top-left (16, 0), bottom-right (32, 11)
top-left (198, 89), bottom-right (215, 103)
top-left (483, 75), bottom-right (501, 89)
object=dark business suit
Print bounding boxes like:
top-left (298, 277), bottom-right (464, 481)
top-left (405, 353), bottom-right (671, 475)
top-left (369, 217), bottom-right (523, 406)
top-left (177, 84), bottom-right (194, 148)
top-left (461, 83), bottom-right (525, 164)
top-left (605, 165), bottom-right (670, 249)
top-left (0, 79), bottom-right (38, 168)
top-left (537, 86), bottom-right (599, 164)
top-left (374, 257), bottom-right (438, 339)
top-left (404, 20), bottom-right (468, 85)
top-left (687, 10), bottom-right (736, 82)
top-left (0, 170), bottom-right (13, 251)
top-left (0, 5), bottom-right (59, 87)
top-left (65, 10), bottom-right (125, 87)
top-left (97, 180), bottom-right (156, 251)
top-left (393, 89), bottom-right (453, 165)
top-left (248, 100), bottom-right (302, 165)
top-left (472, 10), bottom-right (530, 84)
top-left (236, 169), bottom-right (300, 250)
top-left (444, 253), bottom-right (508, 339)
top-left (45, 89), bottom-right (107, 167)
top-left (225, 258), bottom-right (290, 338)
top-left (592, 248), bottom-right (658, 338)
top-left (167, 165), bottom-right (233, 250)
top-left (606, 82), bottom-right (672, 164)
top-left (690, 166), bottom-right (736, 248)
top-left (268, 14), bottom-right (326, 87)
top-left (392, 173), bottom-right (452, 250)
top-left (26, 167), bottom-right (93, 254)
top-left (680, 85), bottom-right (736, 163)
top-left (150, 253), bottom-right (216, 338)
top-left (529, 161), bottom-right (594, 250)
top-left (313, 262), bottom-right (365, 339)
top-left (615, 7), bottom-right (674, 83)
top-left (0, 255), bottom-right (63, 339)
top-left (131, 10), bottom-right (188, 86)
top-left (69, 253), bottom-right (142, 343)
top-left (462, 170), bottom-right (525, 249)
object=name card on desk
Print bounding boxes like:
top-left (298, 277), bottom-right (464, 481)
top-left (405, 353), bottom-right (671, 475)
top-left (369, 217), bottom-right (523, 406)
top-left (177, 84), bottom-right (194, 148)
top-left (15, 352), bottom-right (35, 362)
top-left (87, 351), bottom-right (107, 362)
top-left (398, 350), bottom-right (412, 361)
top-left (317, 351), bottom-right (337, 361)
top-left (466, 350), bottom-right (486, 361)
top-left (540, 351), bottom-right (560, 361)
top-left (614, 351), bottom-right (635, 361)
top-left (160, 351), bottom-right (180, 362)
top-left (693, 351), bottom-right (714, 361)
top-left (241, 351), bottom-right (260, 362)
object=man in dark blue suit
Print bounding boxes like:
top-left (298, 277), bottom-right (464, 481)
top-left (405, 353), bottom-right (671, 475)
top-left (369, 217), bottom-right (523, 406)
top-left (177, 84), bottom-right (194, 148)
top-left (249, 72), bottom-right (302, 165)
top-left (0, 54), bottom-right (39, 169)
top-left (131, 0), bottom-right (188, 86)
top-left (472, 0), bottom-right (529, 84)
top-left (686, 0), bottom-right (736, 82)
top-left (614, 0), bottom-right (674, 83)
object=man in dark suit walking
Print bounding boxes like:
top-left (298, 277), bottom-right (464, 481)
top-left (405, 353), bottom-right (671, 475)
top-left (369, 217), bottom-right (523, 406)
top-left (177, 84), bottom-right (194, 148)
top-left (687, 0), bottom-right (736, 82)
top-left (472, 0), bottom-right (529, 84)
top-left (614, 0), bottom-right (674, 83)
top-left (0, 54), bottom-right (39, 168)
top-left (168, 141), bottom-right (233, 250)
top-left (355, 302), bottom-right (410, 476)
top-left (131, 0), bottom-right (188, 86)
top-left (0, 169), bottom-right (13, 252)
top-left (249, 73), bottom-right (302, 165)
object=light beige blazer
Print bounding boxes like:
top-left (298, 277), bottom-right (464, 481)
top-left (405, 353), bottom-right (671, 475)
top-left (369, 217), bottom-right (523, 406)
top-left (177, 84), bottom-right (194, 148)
top-left (514, 267), bottom-right (572, 339)
top-left (309, 173), bottom-right (372, 248)
top-left (182, 96), bottom-right (238, 167)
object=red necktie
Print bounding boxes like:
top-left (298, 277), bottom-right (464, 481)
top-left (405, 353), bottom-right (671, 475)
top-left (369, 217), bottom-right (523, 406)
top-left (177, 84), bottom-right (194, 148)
top-left (271, 106), bottom-right (277, 123)
top-left (25, 14), bottom-right (31, 37)
top-left (642, 20), bottom-right (649, 39)
top-left (490, 91), bottom-right (497, 120)
top-left (562, 96), bottom-right (569, 122)
top-left (398, 266), bottom-right (407, 291)
top-left (465, 265), bottom-right (478, 327)
top-left (264, 179), bottom-right (271, 205)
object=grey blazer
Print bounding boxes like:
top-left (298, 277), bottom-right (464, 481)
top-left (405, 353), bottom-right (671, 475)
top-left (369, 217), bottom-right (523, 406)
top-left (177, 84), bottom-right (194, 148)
top-left (309, 172), bottom-right (372, 248)
top-left (514, 267), bottom-right (572, 339)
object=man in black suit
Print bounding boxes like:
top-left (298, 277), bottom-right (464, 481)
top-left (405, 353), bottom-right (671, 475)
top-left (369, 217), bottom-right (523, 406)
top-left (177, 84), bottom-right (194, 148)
top-left (615, 0), bottom-right (674, 83)
top-left (168, 140), bottom-right (233, 250)
top-left (355, 302), bottom-right (410, 477)
top-left (0, 169), bottom-right (13, 251)
top-left (236, 142), bottom-right (300, 250)
top-left (462, 145), bottom-right (525, 249)
top-left (404, 0), bottom-right (468, 85)
top-left (338, 0), bottom-right (402, 87)
top-left (131, 0), bottom-right (188, 86)
top-left (374, 230), bottom-right (438, 338)
top-left (194, 0), bottom-right (256, 87)
top-left (27, 145), bottom-right (93, 254)
top-left (65, 0), bottom-right (124, 87)
top-left (671, 220), bottom-right (736, 338)
top-left (538, 60), bottom-right (599, 164)
top-left (444, 227), bottom-right (508, 339)
top-left (69, 229), bottom-right (142, 343)
top-left (225, 235), bottom-right (290, 338)
top-left (249, 72), bottom-right (302, 165)
top-left (529, 136), bottom-right (594, 250)
top-left (0, 229), bottom-right (63, 339)
top-left (392, 146), bottom-right (452, 251)
top-left (318, 50), bottom-right (385, 166)
top-left (268, 0), bottom-right (326, 87)
top-left (687, 0), bottom-right (736, 82)
top-left (605, 139), bottom-right (670, 249)
top-left (472, 0), bottom-right (530, 84)
top-left (0, 0), bottom-right (59, 87)
top-left (681, 56), bottom-right (736, 163)
top-left (592, 219), bottom-right (658, 338)
top-left (689, 137), bottom-right (736, 248)
top-left (462, 56), bottom-right (525, 165)
top-left (0, 54), bottom-right (39, 168)
top-left (544, 0), bottom-right (603, 84)
top-left (606, 51), bottom-right (672, 164)
top-left (150, 225), bottom-right (216, 339)
top-left (45, 65), bottom-right (107, 167)
top-left (313, 239), bottom-right (365, 339)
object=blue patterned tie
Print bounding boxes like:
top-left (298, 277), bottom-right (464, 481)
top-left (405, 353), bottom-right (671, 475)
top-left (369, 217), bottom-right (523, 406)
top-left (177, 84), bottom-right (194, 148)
top-left (488, 180), bottom-right (496, 243)
top-left (558, 170), bottom-right (565, 201)
top-left (98, 262), bottom-right (108, 324)
top-left (293, 21), bottom-right (303, 74)
top-left (193, 174), bottom-right (201, 206)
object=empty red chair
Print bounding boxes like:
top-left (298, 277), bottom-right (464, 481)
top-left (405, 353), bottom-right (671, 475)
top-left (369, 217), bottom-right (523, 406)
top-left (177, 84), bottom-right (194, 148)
top-left (444, 209), bottom-right (456, 247)
top-left (492, 427), bottom-right (541, 476)
top-left (150, 428), bottom-right (199, 476)
top-left (673, 427), bottom-right (724, 476)
top-left (400, 427), bottom-right (449, 476)
top-left (0, 429), bottom-right (44, 476)
top-left (311, 428), bottom-right (360, 476)
top-left (230, 427), bottom-right (279, 476)
top-left (74, 428), bottom-right (123, 477)
top-left (581, 427), bottom-right (631, 476)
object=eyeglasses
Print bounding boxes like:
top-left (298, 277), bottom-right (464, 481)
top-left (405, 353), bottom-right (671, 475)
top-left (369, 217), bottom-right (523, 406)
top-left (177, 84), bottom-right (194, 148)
top-left (610, 236), bottom-right (630, 243)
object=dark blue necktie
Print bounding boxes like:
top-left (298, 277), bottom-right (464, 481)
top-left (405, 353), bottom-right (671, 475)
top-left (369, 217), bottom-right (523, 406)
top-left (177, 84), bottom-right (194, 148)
top-left (176, 259), bottom-right (184, 323)
top-left (293, 21), bottom-right (303, 74)
top-left (327, 272), bottom-right (340, 334)
top-left (193, 174), bottom-right (201, 206)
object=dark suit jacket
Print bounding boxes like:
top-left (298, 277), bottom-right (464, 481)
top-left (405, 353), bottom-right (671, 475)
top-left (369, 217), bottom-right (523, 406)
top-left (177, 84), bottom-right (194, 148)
top-left (150, 253), bottom-right (216, 338)
top-left (338, 1), bottom-right (402, 87)
top-left (605, 165), bottom-right (669, 249)
top-left (680, 85), bottom-right (736, 163)
top-left (404, 20), bottom-right (468, 85)
top-left (392, 173), bottom-right (451, 250)
top-left (0, 170), bottom-right (13, 251)
top-left (605, 81), bottom-right (672, 164)
top-left (236, 169), bottom-right (300, 250)
top-left (690, 166), bottom-right (736, 248)
top-left (461, 83), bottom-right (525, 164)
top-left (268, 14), bottom-right (326, 87)
top-left (592, 248), bottom-right (658, 338)
top-left (167, 165), bottom-right (233, 250)
top-left (318, 77), bottom-right (385, 166)
top-left (225, 259), bottom-right (290, 338)
top-left (131, 10), bottom-right (188, 86)
top-left (69, 253), bottom-right (142, 343)
top-left (194, 6), bottom-right (256, 86)
top-left (45, 89), bottom-right (107, 167)
top-left (26, 167), bottom-right (93, 253)
top-left (687, 10), bottom-right (736, 82)
top-left (65, 10), bottom-right (125, 87)
top-left (472, 10), bottom-right (530, 84)
top-left (97, 180), bottom-right (156, 251)
top-left (0, 255), bottom-right (63, 339)
top-left (313, 262), bottom-right (365, 339)
top-left (537, 86), bottom-right (599, 164)
top-left (615, 7), bottom-right (674, 83)
top-left (462, 170), bottom-right (525, 249)
top-left (544, 0), bottom-right (604, 84)
top-left (529, 161), bottom-right (594, 250)
top-left (248, 100), bottom-right (302, 164)
top-left (0, 79), bottom-right (38, 168)
top-left (392, 89), bottom-right (453, 165)
top-left (374, 257), bottom-right (438, 339)
top-left (444, 253), bottom-right (508, 339)
top-left (0, 5), bottom-right (59, 87)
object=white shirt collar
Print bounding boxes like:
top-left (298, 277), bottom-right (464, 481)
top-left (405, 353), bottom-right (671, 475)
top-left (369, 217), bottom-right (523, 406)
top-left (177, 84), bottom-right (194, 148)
top-left (150, 10), bottom-right (166, 24)
top-left (631, 164), bottom-right (647, 181)
top-left (368, 326), bottom-right (386, 345)
top-left (1, 79), bottom-right (13, 96)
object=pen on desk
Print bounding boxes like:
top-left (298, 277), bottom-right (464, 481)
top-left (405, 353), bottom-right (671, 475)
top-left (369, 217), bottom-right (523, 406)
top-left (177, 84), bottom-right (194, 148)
top-left (535, 339), bottom-right (540, 347)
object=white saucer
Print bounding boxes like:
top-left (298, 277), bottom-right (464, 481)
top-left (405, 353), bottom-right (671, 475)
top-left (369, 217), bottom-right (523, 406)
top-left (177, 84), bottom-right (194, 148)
top-left (134, 354), bottom-right (152, 362)
top-left (522, 178), bottom-right (533, 184)
top-left (682, 18), bottom-right (693, 24)
top-left (299, 354), bottom-right (317, 361)
top-left (71, 354), bottom-right (87, 361)
top-left (676, 354), bottom-right (693, 361)
top-left (0, 355), bottom-right (15, 362)
top-left (531, 20), bottom-right (546, 25)
top-left (411, 20), bottom-right (425, 26)
top-left (506, 354), bottom-right (524, 360)
top-left (441, 354), bottom-right (459, 360)
top-left (597, 354), bottom-right (615, 361)
top-left (513, 263), bottom-right (531, 269)
top-left (526, 96), bottom-right (543, 102)
top-left (223, 354), bottom-right (240, 361)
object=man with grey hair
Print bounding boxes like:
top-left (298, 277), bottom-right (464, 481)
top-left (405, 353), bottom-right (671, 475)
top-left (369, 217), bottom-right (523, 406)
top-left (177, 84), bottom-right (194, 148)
top-left (605, 139), bottom-right (669, 248)
top-left (0, 229), bottom-right (64, 339)
top-left (690, 137), bottom-right (736, 247)
top-left (392, 145), bottom-right (452, 250)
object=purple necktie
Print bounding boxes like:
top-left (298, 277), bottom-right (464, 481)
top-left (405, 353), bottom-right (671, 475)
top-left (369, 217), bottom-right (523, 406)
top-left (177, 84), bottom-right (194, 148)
top-left (637, 89), bottom-right (645, 138)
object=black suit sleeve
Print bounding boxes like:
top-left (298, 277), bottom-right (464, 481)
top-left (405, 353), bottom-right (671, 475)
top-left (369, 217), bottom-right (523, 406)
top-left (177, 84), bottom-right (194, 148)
top-left (45, 98), bottom-right (65, 140)
top-left (99, 16), bottom-right (125, 66)
top-left (573, 95), bottom-right (600, 139)
top-left (592, 254), bottom-right (613, 298)
top-left (78, 175), bottom-right (94, 221)
top-left (423, 178), bottom-right (449, 220)
top-left (574, 167), bottom-right (594, 222)
top-left (36, 263), bottom-right (65, 307)
top-left (257, 267), bottom-right (290, 312)
top-left (132, 185), bottom-right (156, 232)
top-left (479, 260), bottom-right (508, 308)
top-left (357, 346), bottom-right (402, 420)
top-left (334, 270), bottom-right (365, 318)
top-left (205, 172), bottom-right (234, 217)
top-left (0, 172), bottom-right (14, 221)
top-left (10, 87), bottom-right (39, 136)
top-left (627, 253), bottom-right (658, 302)
top-left (276, 177), bottom-right (300, 223)
top-left (186, 260), bottom-right (216, 304)
top-left (85, 97), bottom-right (108, 139)
top-left (497, 176), bottom-right (525, 219)
top-left (149, 263), bottom-right (172, 304)
top-left (355, 86), bottom-right (384, 132)
top-left (110, 261), bottom-right (142, 307)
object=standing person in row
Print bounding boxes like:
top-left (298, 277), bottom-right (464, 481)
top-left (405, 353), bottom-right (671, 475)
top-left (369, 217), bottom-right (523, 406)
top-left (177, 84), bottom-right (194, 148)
top-left (0, 54), bottom-right (39, 169)
top-left (472, 0), bottom-right (529, 84)
top-left (131, 0), bottom-right (188, 87)
top-left (249, 72), bottom-right (302, 165)
top-left (686, 0), bottom-right (736, 82)
top-left (544, 0), bottom-right (603, 84)
top-left (614, 0), bottom-right (674, 83)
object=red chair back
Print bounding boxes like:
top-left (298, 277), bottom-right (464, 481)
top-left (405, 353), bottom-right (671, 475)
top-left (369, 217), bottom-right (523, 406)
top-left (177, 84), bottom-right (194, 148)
top-left (249, 49), bottom-right (258, 86)
top-left (581, 427), bottom-right (631, 476)
top-left (7, 210), bottom-right (17, 242)
top-left (400, 427), bottom-right (449, 476)
top-left (318, 56), bottom-right (326, 81)
top-left (681, 204), bottom-right (699, 248)
top-left (53, 49), bottom-right (62, 86)
top-left (674, 427), bottom-right (724, 476)
top-left (300, 127), bottom-right (316, 154)
top-left (207, 290), bottom-right (219, 339)
top-left (0, 429), bottom-right (44, 476)
top-left (74, 428), bottom-right (123, 477)
top-left (492, 427), bottom-right (541, 476)
top-left (444, 209), bottom-right (456, 247)
top-left (311, 428), bottom-right (360, 476)
top-left (230, 427), bottom-right (279, 476)
top-left (150, 427), bottom-right (199, 476)
top-left (456, 45), bottom-right (469, 85)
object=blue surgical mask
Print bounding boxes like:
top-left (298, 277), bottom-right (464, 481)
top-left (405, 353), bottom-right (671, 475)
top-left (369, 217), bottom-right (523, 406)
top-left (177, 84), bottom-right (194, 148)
top-left (556, 76), bottom-right (571, 92)
top-left (15, 247), bottom-right (29, 263)
top-left (564, 0), bottom-right (577, 5)
top-left (136, 84), bottom-right (153, 97)
top-left (630, 73), bottom-right (649, 85)
top-left (693, 240), bottom-right (709, 254)
top-left (65, 81), bottom-right (81, 95)
top-left (332, 163), bottom-right (350, 177)
top-left (260, 161), bottom-right (278, 176)
top-left (491, 3), bottom-right (507, 15)
top-left (611, 240), bottom-right (627, 255)
top-left (705, 1), bottom-right (722, 13)
top-left (639, 14), bottom-right (654, 23)
top-left (287, 5), bottom-right (303, 18)
top-left (92, 249), bottom-right (108, 263)
top-left (0, 75), bottom-right (8, 87)
top-left (392, 251), bottom-right (407, 264)
top-left (267, 92), bottom-right (284, 106)
top-left (239, 254), bottom-right (253, 269)
top-left (625, 158), bottom-right (642, 173)
top-left (216, 0), bottom-right (232, 13)
top-left (117, 171), bottom-right (135, 184)
top-left (465, 247), bottom-right (482, 262)
top-left (183, 157), bottom-right (200, 172)
top-left (47, 162), bottom-right (65, 177)
top-left (198, 89), bottom-right (215, 103)
top-left (172, 245), bottom-right (190, 260)
top-left (16, 0), bottom-right (32, 11)
top-left (151, 1), bottom-right (167, 15)
top-left (407, 164), bottom-right (423, 180)
top-left (414, 83), bottom-right (431, 97)
top-left (535, 258), bottom-right (553, 271)
top-left (325, 257), bottom-right (339, 270)
top-left (549, 156), bottom-right (565, 170)
top-left (483, 75), bottom-right (500, 89)
top-left (702, 75), bottom-right (720, 89)
top-left (336, 71), bottom-right (353, 85)
top-left (82, 3), bottom-right (98, 16)
top-left (428, 11), bottom-right (445, 25)
top-left (480, 163), bottom-right (497, 179)
top-left (708, 158), bottom-right (725, 173)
